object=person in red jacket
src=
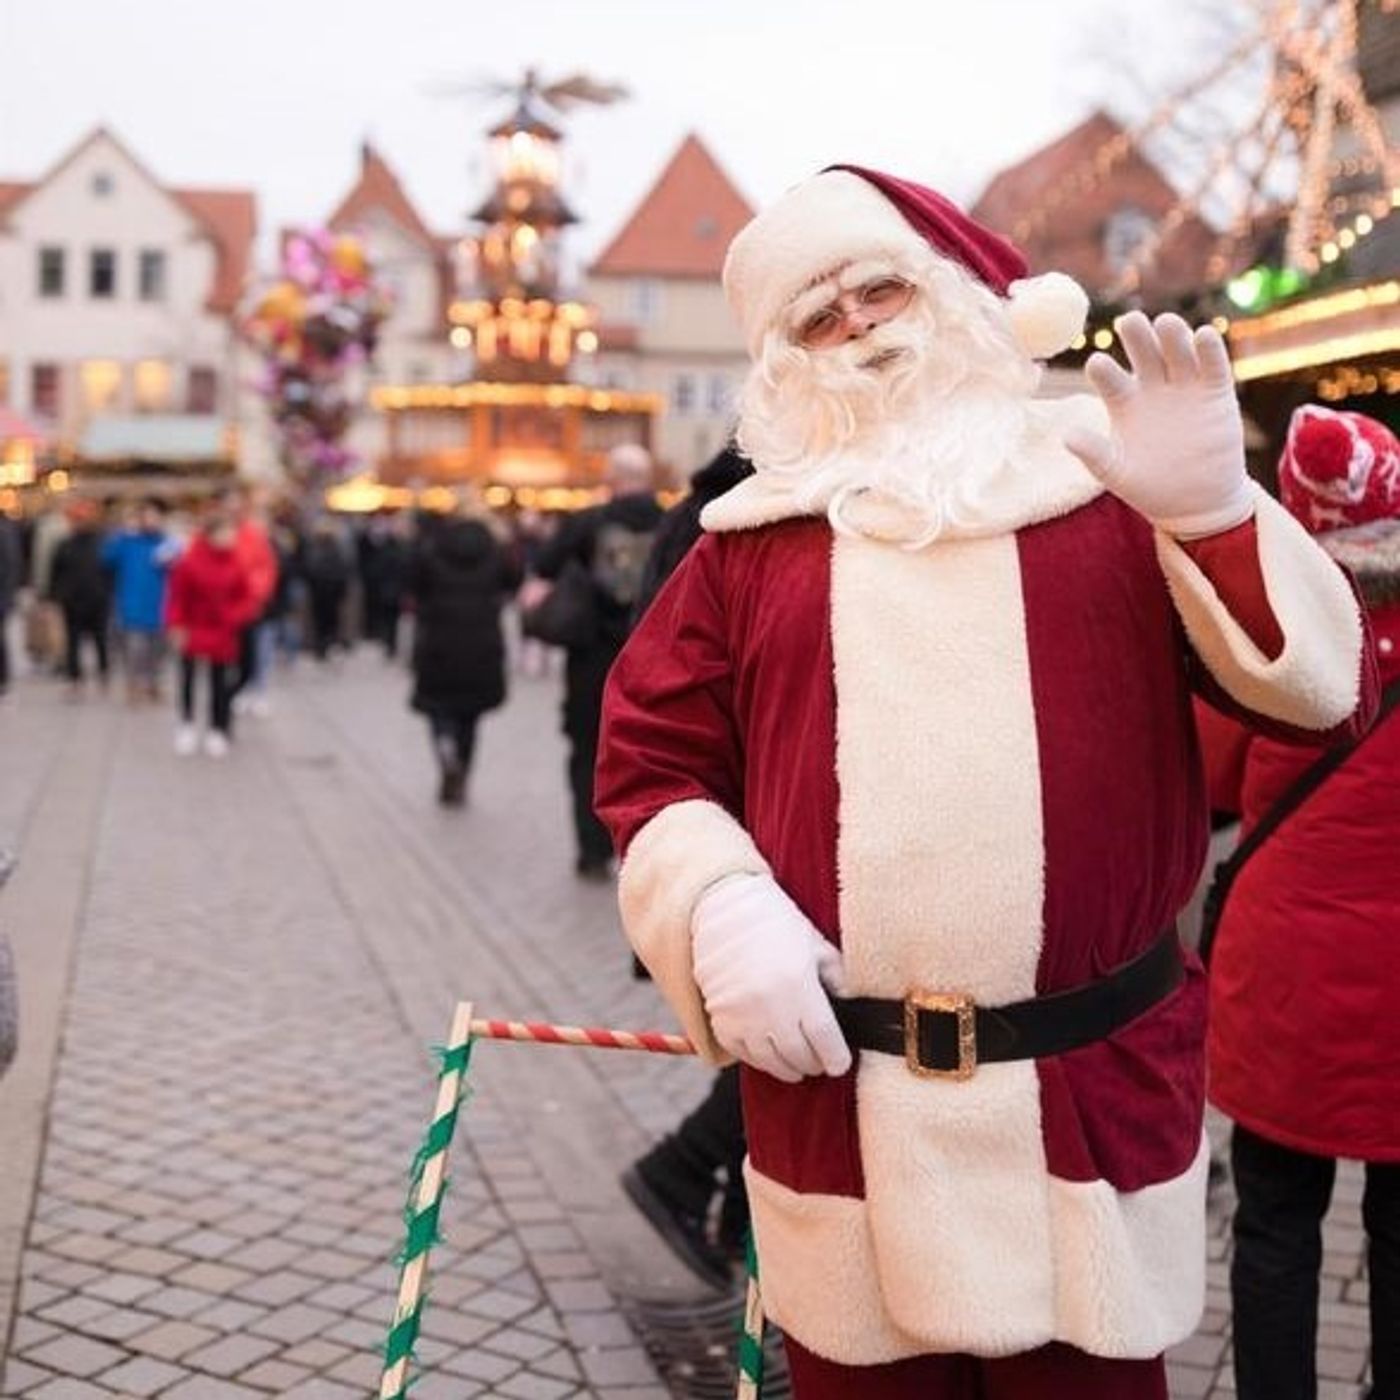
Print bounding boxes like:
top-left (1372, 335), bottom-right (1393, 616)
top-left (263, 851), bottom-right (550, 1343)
top-left (1203, 404), bottom-right (1400, 1400)
top-left (165, 496), bottom-right (255, 758)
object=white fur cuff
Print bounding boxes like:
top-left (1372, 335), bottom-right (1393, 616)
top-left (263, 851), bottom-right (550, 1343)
top-left (617, 800), bottom-right (771, 1063)
top-left (1157, 486), bottom-right (1365, 730)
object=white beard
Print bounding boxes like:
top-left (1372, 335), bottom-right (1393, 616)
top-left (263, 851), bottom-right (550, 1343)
top-left (736, 250), bottom-right (1042, 547)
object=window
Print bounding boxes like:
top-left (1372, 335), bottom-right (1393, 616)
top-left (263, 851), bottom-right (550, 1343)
top-left (673, 373), bottom-right (696, 416)
top-left (91, 171), bottom-right (114, 197)
top-left (1103, 206), bottom-right (1155, 276)
top-left (629, 279), bottom-right (663, 327)
top-left (187, 366), bottom-right (218, 414)
top-left (134, 360), bottom-right (171, 412)
top-left (38, 246), bottom-right (65, 298)
top-left (81, 360), bottom-right (123, 414)
top-left (138, 250), bottom-right (167, 302)
top-left (90, 249), bottom-right (117, 299)
top-left (31, 364), bottom-right (61, 420)
top-left (707, 375), bottom-right (730, 415)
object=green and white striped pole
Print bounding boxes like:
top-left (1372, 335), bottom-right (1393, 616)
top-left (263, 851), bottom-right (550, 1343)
top-left (737, 1231), bottom-right (765, 1399)
top-left (379, 1000), bottom-right (474, 1400)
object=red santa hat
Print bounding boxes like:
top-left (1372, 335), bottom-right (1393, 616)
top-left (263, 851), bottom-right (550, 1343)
top-left (722, 164), bottom-right (1089, 360)
top-left (1279, 404), bottom-right (1400, 536)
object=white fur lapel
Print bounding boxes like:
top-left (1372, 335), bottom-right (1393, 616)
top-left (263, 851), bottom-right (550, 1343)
top-left (703, 393), bottom-right (1108, 540)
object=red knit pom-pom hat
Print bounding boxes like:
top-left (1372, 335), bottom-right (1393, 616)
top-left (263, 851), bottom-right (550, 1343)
top-left (1279, 404), bottom-right (1400, 536)
top-left (721, 164), bottom-right (1088, 361)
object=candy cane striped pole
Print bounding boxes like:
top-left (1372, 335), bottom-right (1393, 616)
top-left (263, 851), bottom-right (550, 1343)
top-left (381, 1006), bottom-right (767, 1400)
top-left (379, 1000), bottom-right (474, 1400)
top-left (468, 1017), bottom-right (695, 1056)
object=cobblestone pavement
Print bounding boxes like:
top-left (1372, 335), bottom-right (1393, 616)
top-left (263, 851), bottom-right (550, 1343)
top-left (0, 646), bottom-right (1376, 1398)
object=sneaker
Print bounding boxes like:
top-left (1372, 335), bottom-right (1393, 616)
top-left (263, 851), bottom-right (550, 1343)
top-left (437, 763), bottom-right (467, 808)
top-left (173, 724), bottom-right (199, 757)
top-left (621, 1164), bottom-right (731, 1292)
top-left (203, 731), bottom-right (230, 759)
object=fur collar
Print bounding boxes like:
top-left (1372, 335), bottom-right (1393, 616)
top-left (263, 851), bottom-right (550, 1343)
top-left (701, 393), bottom-right (1107, 541)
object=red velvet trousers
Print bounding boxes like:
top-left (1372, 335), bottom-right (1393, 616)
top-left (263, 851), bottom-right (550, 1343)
top-left (785, 1338), bottom-right (1168, 1399)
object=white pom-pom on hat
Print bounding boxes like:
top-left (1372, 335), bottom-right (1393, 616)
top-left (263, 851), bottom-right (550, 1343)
top-left (1006, 272), bottom-right (1089, 360)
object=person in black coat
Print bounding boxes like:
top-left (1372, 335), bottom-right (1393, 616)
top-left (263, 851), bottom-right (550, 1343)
top-left (48, 501), bottom-right (113, 691)
top-left (0, 513), bottom-right (21, 695)
top-left (529, 444), bottom-right (664, 878)
top-left (408, 503), bottom-right (521, 807)
top-left (358, 513), bottom-right (411, 659)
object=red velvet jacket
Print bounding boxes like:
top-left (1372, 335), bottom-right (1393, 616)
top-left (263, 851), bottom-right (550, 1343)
top-left (597, 461), bottom-right (1374, 1365)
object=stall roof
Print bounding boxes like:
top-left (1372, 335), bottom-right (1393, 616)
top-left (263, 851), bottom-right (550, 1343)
top-left (79, 415), bottom-right (229, 462)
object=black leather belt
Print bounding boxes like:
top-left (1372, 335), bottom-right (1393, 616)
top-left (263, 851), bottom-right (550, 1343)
top-left (831, 929), bottom-right (1184, 1081)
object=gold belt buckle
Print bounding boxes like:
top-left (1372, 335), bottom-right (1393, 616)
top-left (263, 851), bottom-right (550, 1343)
top-left (904, 990), bottom-right (978, 1081)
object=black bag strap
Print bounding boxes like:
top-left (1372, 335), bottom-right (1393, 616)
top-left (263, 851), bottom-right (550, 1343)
top-left (1199, 676), bottom-right (1400, 964)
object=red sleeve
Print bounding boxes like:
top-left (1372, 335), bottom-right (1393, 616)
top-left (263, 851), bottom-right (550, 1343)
top-left (1191, 697), bottom-right (1251, 818)
top-left (1179, 520), bottom-right (1283, 660)
top-left (164, 558), bottom-right (188, 628)
top-left (596, 536), bottom-right (743, 856)
top-left (1181, 519), bottom-right (1380, 746)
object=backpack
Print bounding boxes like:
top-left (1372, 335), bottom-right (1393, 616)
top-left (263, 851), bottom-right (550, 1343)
top-left (592, 520), bottom-right (658, 610)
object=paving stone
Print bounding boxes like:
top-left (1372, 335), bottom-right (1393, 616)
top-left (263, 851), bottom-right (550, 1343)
top-left (279, 1381), bottom-right (363, 1400)
top-left (159, 1378), bottom-right (267, 1400)
top-left (84, 1305), bottom-right (169, 1342)
top-left (237, 1357), bottom-right (314, 1391)
top-left (179, 1331), bottom-right (282, 1378)
top-left (246, 1300), bottom-right (340, 1344)
top-left (96, 1355), bottom-right (188, 1396)
top-left (0, 1359), bottom-right (57, 1394)
top-left (127, 1319), bottom-right (221, 1360)
top-left (580, 1346), bottom-right (664, 1387)
top-left (279, 1338), bottom-right (351, 1369)
top-left (19, 1333), bottom-right (128, 1378)
top-left (25, 1381), bottom-right (116, 1400)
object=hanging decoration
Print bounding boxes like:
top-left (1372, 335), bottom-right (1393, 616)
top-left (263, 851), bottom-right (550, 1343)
top-left (1011, 0), bottom-right (1398, 305)
top-left (241, 229), bottom-right (392, 484)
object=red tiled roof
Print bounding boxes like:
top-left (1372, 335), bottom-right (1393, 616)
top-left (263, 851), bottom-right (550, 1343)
top-left (590, 133), bottom-right (754, 279)
top-left (171, 186), bottom-right (257, 314)
top-left (0, 182), bottom-right (31, 218)
top-left (328, 143), bottom-right (438, 250)
top-left (970, 110), bottom-right (1219, 302)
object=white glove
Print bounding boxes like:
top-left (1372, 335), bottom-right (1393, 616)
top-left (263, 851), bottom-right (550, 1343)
top-left (1066, 311), bottom-right (1255, 539)
top-left (692, 874), bottom-right (852, 1084)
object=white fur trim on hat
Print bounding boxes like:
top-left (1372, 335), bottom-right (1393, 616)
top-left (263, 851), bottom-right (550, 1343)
top-left (1006, 273), bottom-right (1089, 360)
top-left (723, 170), bottom-right (927, 357)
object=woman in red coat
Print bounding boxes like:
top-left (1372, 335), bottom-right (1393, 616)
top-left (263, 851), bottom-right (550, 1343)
top-left (165, 497), bottom-right (254, 758)
top-left (1205, 405), bottom-right (1400, 1400)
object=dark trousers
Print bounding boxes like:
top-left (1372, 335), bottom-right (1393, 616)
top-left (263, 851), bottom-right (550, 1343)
top-left (429, 711), bottom-right (479, 776)
top-left (180, 656), bottom-right (232, 735)
top-left (0, 608), bottom-right (10, 690)
top-left (786, 1338), bottom-right (1166, 1399)
top-left (639, 1065), bottom-right (746, 1221)
top-left (1231, 1124), bottom-right (1400, 1400)
top-left (309, 590), bottom-right (343, 661)
top-left (564, 647), bottom-right (615, 867)
top-left (63, 608), bottom-right (109, 682)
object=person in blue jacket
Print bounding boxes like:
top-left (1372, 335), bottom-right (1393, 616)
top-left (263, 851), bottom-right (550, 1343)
top-left (103, 496), bottom-right (174, 702)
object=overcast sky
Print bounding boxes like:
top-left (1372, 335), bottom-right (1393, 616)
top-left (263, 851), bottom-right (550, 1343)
top-left (0, 0), bottom-right (1242, 268)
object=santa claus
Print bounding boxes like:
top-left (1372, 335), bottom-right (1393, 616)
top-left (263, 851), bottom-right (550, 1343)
top-left (595, 167), bottom-right (1379, 1400)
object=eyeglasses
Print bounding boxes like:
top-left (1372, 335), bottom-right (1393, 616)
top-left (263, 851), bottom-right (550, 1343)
top-left (792, 275), bottom-right (916, 350)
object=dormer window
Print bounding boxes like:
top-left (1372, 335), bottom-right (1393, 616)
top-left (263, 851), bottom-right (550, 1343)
top-left (1104, 206), bottom-right (1156, 276)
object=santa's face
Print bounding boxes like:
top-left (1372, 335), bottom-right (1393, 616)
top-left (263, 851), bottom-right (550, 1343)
top-left (735, 246), bottom-right (1041, 543)
top-left (786, 263), bottom-right (917, 359)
